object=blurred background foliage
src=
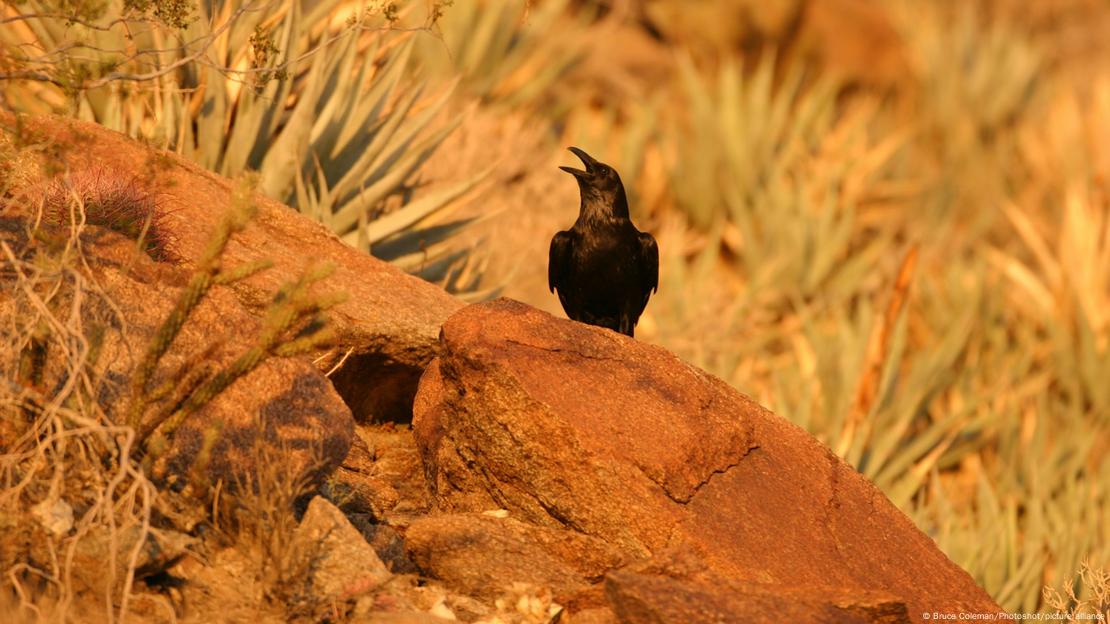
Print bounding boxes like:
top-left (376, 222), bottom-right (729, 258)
top-left (3, 0), bottom-right (1109, 614)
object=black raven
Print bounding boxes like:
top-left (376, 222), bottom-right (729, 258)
top-left (549, 147), bottom-right (658, 337)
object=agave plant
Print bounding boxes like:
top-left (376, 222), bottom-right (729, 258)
top-left (1, 0), bottom-right (485, 292)
top-left (182, 0), bottom-right (489, 290)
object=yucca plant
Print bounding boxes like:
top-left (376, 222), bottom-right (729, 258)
top-left (668, 54), bottom-right (905, 303)
top-left (888, 0), bottom-right (1042, 230)
top-left (913, 356), bottom-right (1110, 612)
top-left (1, 0), bottom-right (486, 292)
top-left (647, 36), bottom-right (1108, 613)
top-left (183, 1), bottom-right (489, 287)
top-left (982, 193), bottom-right (1110, 416)
top-left (414, 0), bottom-right (588, 112)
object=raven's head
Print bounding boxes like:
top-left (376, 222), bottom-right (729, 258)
top-left (560, 147), bottom-right (628, 218)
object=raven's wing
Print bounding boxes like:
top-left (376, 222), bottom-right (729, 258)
top-left (637, 231), bottom-right (659, 300)
top-left (548, 230), bottom-right (573, 294)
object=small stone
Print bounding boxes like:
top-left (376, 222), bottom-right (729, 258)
top-left (427, 597), bottom-right (457, 620)
top-left (31, 498), bottom-right (73, 536)
top-left (294, 496), bottom-right (391, 599)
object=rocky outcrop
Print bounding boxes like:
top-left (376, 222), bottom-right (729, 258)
top-left (4, 113), bottom-right (464, 423)
top-left (1, 114), bottom-right (1005, 623)
top-left (606, 570), bottom-right (910, 624)
top-left (412, 299), bottom-right (1002, 622)
top-left (404, 513), bottom-right (628, 605)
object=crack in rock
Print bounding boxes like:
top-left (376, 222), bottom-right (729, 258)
top-left (822, 450), bottom-right (846, 558)
top-left (668, 442), bottom-right (761, 505)
top-left (674, 410), bottom-right (759, 504)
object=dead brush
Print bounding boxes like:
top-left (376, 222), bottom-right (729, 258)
top-left (1043, 559), bottom-right (1110, 621)
top-left (2, 163), bottom-right (347, 620)
top-left (206, 436), bottom-right (332, 619)
top-left (1, 176), bottom-right (159, 623)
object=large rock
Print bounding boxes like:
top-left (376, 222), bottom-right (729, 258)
top-left (3, 113), bottom-right (464, 422)
top-left (412, 299), bottom-right (1002, 622)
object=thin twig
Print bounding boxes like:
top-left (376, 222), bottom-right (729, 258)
top-left (836, 245), bottom-right (919, 457)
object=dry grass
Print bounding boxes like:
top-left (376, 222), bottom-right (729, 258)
top-left (218, 440), bottom-right (324, 618)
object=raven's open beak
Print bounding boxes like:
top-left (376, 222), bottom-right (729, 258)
top-left (559, 146), bottom-right (598, 179)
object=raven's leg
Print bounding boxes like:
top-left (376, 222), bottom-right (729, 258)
top-left (618, 315), bottom-right (634, 337)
